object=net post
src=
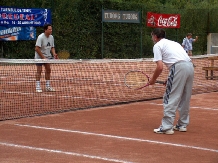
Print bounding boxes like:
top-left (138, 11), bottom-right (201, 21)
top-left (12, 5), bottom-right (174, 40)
top-left (101, 6), bottom-right (104, 59)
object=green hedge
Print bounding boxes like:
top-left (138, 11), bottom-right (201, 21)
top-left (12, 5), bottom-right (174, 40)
top-left (0, 0), bottom-right (218, 59)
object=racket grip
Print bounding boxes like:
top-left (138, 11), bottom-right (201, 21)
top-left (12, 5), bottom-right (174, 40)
top-left (155, 80), bottom-right (166, 84)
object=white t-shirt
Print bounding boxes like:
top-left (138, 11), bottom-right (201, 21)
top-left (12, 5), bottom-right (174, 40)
top-left (153, 38), bottom-right (191, 69)
top-left (35, 33), bottom-right (55, 59)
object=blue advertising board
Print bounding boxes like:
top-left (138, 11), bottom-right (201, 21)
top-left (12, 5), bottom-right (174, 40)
top-left (0, 26), bottom-right (36, 41)
top-left (0, 7), bottom-right (51, 26)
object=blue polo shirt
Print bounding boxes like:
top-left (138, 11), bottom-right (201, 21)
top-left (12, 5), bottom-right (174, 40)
top-left (182, 37), bottom-right (195, 51)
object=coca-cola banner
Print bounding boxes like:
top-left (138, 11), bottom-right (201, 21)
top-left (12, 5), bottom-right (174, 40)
top-left (147, 12), bottom-right (180, 28)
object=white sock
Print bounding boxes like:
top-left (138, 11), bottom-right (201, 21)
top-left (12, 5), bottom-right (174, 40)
top-left (46, 80), bottom-right (50, 87)
top-left (36, 81), bottom-right (41, 89)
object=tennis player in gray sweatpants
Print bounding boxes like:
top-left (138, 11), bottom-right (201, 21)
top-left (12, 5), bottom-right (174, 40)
top-left (162, 61), bottom-right (194, 132)
top-left (149, 28), bottom-right (194, 134)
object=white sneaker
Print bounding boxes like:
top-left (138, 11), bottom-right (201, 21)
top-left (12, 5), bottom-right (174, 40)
top-left (154, 128), bottom-right (174, 135)
top-left (46, 86), bottom-right (55, 92)
top-left (36, 88), bottom-right (42, 93)
top-left (173, 125), bottom-right (187, 132)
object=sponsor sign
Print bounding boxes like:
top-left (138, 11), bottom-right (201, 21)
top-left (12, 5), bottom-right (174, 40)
top-left (0, 7), bottom-right (51, 26)
top-left (0, 26), bottom-right (36, 41)
top-left (147, 12), bottom-right (180, 28)
top-left (102, 10), bottom-right (140, 23)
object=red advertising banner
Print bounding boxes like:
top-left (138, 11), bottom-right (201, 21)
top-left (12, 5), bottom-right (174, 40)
top-left (147, 12), bottom-right (180, 28)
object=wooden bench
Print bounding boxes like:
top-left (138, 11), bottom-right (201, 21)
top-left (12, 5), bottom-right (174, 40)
top-left (202, 56), bottom-right (218, 79)
top-left (202, 67), bottom-right (218, 79)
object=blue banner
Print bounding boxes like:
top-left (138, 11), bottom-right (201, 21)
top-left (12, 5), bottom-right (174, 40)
top-left (0, 26), bottom-right (36, 41)
top-left (0, 7), bottom-right (51, 26)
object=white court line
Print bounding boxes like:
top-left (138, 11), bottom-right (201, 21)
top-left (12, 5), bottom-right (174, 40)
top-left (1, 91), bottom-right (120, 102)
top-left (15, 124), bottom-right (218, 153)
top-left (1, 90), bottom-right (217, 110)
top-left (7, 79), bottom-right (123, 86)
top-left (2, 75), bottom-right (124, 86)
top-left (190, 106), bottom-right (218, 110)
top-left (146, 103), bottom-right (218, 111)
top-left (0, 142), bottom-right (132, 163)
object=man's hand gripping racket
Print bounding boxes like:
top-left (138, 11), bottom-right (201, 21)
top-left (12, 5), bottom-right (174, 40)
top-left (124, 70), bottom-right (165, 90)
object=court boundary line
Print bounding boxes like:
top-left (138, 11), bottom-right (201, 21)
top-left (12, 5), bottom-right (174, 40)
top-left (145, 103), bottom-right (218, 111)
top-left (15, 124), bottom-right (218, 153)
top-left (1, 90), bottom-right (217, 111)
top-left (1, 90), bottom-right (120, 102)
top-left (1, 74), bottom-right (124, 86)
top-left (0, 142), bottom-right (132, 163)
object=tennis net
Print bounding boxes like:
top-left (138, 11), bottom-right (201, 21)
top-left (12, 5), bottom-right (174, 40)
top-left (0, 55), bottom-right (218, 120)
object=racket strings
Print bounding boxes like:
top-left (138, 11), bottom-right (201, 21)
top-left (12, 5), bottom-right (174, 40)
top-left (125, 72), bottom-right (149, 89)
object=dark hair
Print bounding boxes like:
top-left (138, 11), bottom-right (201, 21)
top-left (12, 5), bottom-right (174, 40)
top-left (151, 28), bottom-right (166, 38)
top-left (186, 33), bottom-right (192, 36)
top-left (43, 23), bottom-right (52, 31)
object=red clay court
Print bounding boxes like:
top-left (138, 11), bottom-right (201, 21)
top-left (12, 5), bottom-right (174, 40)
top-left (0, 56), bottom-right (218, 162)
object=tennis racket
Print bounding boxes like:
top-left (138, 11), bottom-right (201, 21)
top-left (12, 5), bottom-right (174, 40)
top-left (58, 51), bottom-right (70, 59)
top-left (124, 70), bottom-right (165, 90)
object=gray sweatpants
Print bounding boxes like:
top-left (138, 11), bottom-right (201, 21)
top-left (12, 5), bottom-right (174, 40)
top-left (161, 61), bottom-right (194, 131)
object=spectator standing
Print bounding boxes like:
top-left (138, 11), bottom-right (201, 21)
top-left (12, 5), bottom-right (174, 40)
top-left (182, 33), bottom-right (198, 56)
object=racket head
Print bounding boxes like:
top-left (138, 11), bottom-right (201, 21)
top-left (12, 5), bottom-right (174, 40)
top-left (58, 51), bottom-right (70, 59)
top-left (124, 70), bottom-right (150, 90)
